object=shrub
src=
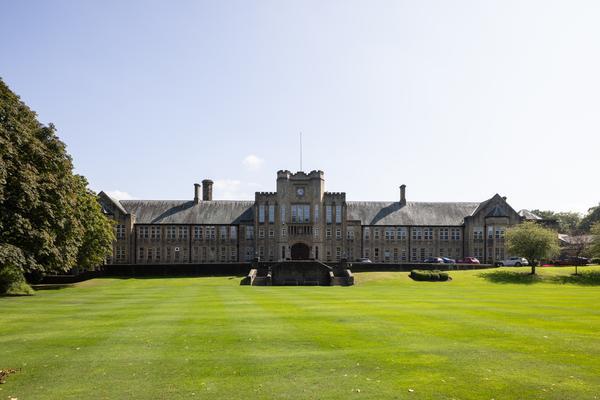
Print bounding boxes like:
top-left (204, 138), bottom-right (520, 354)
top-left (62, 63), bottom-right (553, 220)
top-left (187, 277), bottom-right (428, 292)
top-left (410, 270), bottom-right (450, 282)
top-left (591, 258), bottom-right (600, 265)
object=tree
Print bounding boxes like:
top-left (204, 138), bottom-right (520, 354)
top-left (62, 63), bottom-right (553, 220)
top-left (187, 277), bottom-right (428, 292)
top-left (579, 204), bottom-right (600, 233)
top-left (73, 175), bottom-right (115, 270)
top-left (568, 235), bottom-right (592, 275)
top-left (506, 221), bottom-right (560, 274)
top-left (530, 209), bottom-right (581, 234)
top-left (590, 222), bottom-right (600, 260)
top-left (0, 78), bottom-right (114, 293)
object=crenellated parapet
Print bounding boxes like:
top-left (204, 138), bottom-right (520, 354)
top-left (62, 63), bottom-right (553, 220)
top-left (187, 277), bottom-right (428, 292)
top-left (277, 170), bottom-right (324, 181)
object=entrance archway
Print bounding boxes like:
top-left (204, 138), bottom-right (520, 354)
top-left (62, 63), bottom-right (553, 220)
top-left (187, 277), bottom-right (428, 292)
top-left (291, 243), bottom-right (310, 260)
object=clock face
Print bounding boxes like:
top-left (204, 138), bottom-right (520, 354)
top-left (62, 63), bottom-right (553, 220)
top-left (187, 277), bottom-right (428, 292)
top-left (296, 187), bottom-right (305, 196)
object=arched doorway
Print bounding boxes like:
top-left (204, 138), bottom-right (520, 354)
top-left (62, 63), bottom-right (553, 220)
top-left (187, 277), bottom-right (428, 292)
top-left (291, 243), bottom-right (310, 260)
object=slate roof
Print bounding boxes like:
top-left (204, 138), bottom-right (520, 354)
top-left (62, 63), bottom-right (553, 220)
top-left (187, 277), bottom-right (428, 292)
top-left (518, 209), bottom-right (542, 220)
top-left (346, 201), bottom-right (481, 226)
top-left (119, 200), bottom-right (254, 224)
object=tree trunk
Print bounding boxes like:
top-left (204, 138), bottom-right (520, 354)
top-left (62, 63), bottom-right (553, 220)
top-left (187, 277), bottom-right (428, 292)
top-left (575, 265), bottom-right (578, 275)
top-left (531, 263), bottom-right (536, 275)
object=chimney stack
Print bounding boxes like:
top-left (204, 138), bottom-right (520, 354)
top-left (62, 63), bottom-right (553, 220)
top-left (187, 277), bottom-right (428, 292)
top-left (194, 183), bottom-right (201, 204)
top-left (202, 179), bottom-right (213, 201)
top-left (399, 184), bottom-right (406, 206)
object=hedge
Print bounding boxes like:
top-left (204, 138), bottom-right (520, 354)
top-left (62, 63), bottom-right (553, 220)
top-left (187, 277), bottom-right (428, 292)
top-left (410, 269), bottom-right (450, 282)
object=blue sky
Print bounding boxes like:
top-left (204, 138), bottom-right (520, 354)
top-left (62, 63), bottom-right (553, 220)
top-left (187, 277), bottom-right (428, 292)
top-left (1, 0), bottom-right (599, 214)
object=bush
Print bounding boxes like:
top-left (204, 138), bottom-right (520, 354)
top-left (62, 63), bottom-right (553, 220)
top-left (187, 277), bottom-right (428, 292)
top-left (410, 269), bottom-right (450, 282)
top-left (591, 258), bottom-right (600, 265)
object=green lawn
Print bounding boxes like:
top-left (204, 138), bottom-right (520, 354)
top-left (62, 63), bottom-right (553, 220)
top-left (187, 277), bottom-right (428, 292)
top-left (1, 267), bottom-right (600, 399)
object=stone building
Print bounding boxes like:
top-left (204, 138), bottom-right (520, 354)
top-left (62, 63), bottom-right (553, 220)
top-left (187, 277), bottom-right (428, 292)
top-left (98, 170), bottom-right (523, 266)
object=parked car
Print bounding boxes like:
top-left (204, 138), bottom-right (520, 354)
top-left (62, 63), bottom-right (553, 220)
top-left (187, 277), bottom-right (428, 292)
top-left (457, 257), bottom-right (480, 264)
top-left (441, 257), bottom-right (456, 264)
top-left (423, 257), bottom-right (444, 264)
top-left (496, 257), bottom-right (529, 267)
top-left (356, 258), bottom-right (372, 264)
top-left (550, 256), bottom-right (589, 266)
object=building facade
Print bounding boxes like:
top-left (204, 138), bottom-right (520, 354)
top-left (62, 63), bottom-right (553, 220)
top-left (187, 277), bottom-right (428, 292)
top-left (98, 170), bottom-right (524, 265)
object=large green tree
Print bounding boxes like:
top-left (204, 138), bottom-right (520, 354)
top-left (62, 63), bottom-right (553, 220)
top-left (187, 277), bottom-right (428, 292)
top-left (73, 175), bottom-right (114, 270)
top-left (531, 209), bottom-right (582, 234)
top-left (590, 222), bottom-right (600, 260)
top-left (506, 221), bottom-right (560, 274)
top-left (579, 204), bottom-right (600, 233)
top-left (0, 78), bottom-right (113, 293)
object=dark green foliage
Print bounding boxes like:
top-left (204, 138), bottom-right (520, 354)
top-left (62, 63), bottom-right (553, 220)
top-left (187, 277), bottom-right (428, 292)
top-left (591, 258), bottom-right (600, 265)
top-left (580, 204), bottom-right (600, 232)
top-left (531, 209), bottom-right (582, 234)
top-left (0, 78), bottom-right (114, 293)
top-left (410, 269), bottom-right (449, 281)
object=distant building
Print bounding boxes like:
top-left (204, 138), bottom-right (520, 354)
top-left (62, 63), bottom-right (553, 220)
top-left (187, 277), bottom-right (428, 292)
top-left (99, 170), bottom-right (524, 265)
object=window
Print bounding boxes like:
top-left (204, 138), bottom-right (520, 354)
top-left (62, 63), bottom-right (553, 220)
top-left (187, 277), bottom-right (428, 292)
top-left (335, 205), bottom-right (342, 224)
top-left (365, 248), bottom-right (370, 258)
top-left (281, 227), bottom-right (287, 237)
top-left (246, 247), bottom-right (254, 261)
top-left (116, 247), bottom-right (125, 261)
top-left (138, 247), bottom-right (145, 259)
top-left (314, 205), bottom-right (320, 223)
top-left (314, 227), bottom-right (320, 238)
top-left (347, 229), bottom-right (354, 240)
top-left (179, 226), bottom-right (188, 240)
top-left (336, 228), bottom-right (342, 239)
top-left (487, 226), bottom-right (494, 240)
top-left (258, 228), bottom-right (265, 238)
top-left (384, 249), bottom-right (391, 261)
top-left (208, 226), bottom-right (216, 240)
top-left (116, 224), bottom-right (126, 239)
top-left (364, 227), bottom-right (370, 240)
top-left (268, 205), bottom-right (275, 224)
top-left (423, 228), bottom-right (433, 240)
top-left (374, 229), bottom-right (380, 240)
top-left (268, 229), bottom-right (275, 238)
top-left (385, 228), bottom-right (394, 241)
top-left (315, 246), bottom-right (319, 259)
top-left (155, 247), bottom-right (160, 261)
top-left (166, 247), bottom-right (172, 261)
top-left (401, 249), bottom-right (407, 261)
top-left (167, 226), bottom-right (176, 240)
top-left (259, 205), bottom-right (265, 223)
top-left (231, 247), bottom-right (237, 261)
top-left (411, 248), bottom-right (417, 261)
top-left (230, 226), bottom-right (237, 240)
top-left (336, 247), bottom-right (341, 260)
top-left (396, 227), bottom-right (407, 240)
top-left (451, 228), bottom-right (461, 241)
top-left (259, 246), bottom-right (264, 257)
top-left (374, 248), bottom-right (379, 260)
top-left (245, 226), bottom-right (254, 240)
top-left (412, 228), bottom-right (422, 240)
top-left (326, 228), bottom-right (332, 238)
top-left (439, 228), bottom-right (449, 241)
top-left (474, 247), bottom-right (483, 258)
top-left (147, 248), bottom-right (153, 262)
top-left (420, 248), bottom-right (426, 261)
top-left (326, 206), bottom-right (333, 224)
top-left (137, 226), bottom-right (149, 239)
top-left (151, 226), bottom-right (161, 240)
top-left (440, 248), bottom-right (445, 256)
top-left (291, 205), bottom-right (310, 223)
top-left (473, 228), bottom-right (483, 240)
top-left (495, 227), bottom-right (505, 239)
top-left (280, 205), bottom-right (286, 224)
top-left (220, 226), bottom-right (227, 240)
top-left (495, 247), bottom-right (505, 260)
top-left (393, 248), bottom-right (398, 261)
top-left (220, 246), bottom-right (227, 262)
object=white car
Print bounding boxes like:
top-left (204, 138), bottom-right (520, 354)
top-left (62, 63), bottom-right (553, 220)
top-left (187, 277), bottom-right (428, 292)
top-left (496, 257), bottom-right (529, 266)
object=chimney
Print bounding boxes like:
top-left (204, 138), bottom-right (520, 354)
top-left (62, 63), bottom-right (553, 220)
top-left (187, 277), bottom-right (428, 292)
top-left (399, 184), bottom-right (406, 206)
top-left (202, 179), bottom-right (213, 201)
top-left (194, 183), bottom-right (201, 204)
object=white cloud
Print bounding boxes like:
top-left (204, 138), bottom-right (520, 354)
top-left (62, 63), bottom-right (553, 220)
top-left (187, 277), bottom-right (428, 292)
top-left (106, 190), bottom-right (135, 200)
top-left (242, 154), bottom-right (264, 171)
top-left (213, 179), bottom-right (260, 200)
